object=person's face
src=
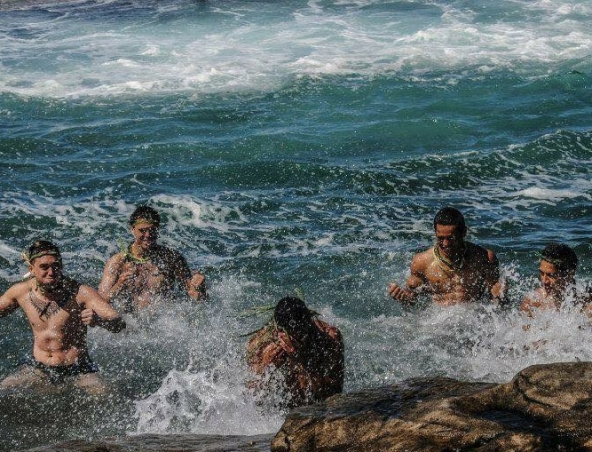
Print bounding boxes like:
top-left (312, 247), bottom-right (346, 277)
top-left (539, 259), bottom-right (570, 296)
top-left (435, 224), bottom-right (465, 256)
top-left (30, 255), bottom-right (63, 289)
top-left (131, 221), bottom-right (159, 250)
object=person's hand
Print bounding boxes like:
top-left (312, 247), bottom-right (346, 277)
top-left (81, 307), bottom-right (97, 327)
top-left (117, 262), bottom-right (137, 287)
top-left (190, 271), bottom-right (205, 289)
top-left (106, 262), bottom-right (136, 299)
top-left (276, 330), bottom-right (298, 356)
top-left (187, 271), bottom-right (207, 300)
top-left (387, 283), bottom-right (414, 303)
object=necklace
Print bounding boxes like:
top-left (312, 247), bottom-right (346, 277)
top-left (29, 287), bottom-right (67, 319)
top-left (29, 277), bottom-right (78, 320)
top-left (126, 250), bottom-right (150, 264)
top-left (433, 243), bottom-right (467, 274)
top-left (121, 242), bottom-right (151, 264)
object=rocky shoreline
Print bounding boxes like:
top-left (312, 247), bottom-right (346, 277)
top-left (22, 362), bottom-right (592, 451)
top-left (23, 433), bottom-right (275, 452)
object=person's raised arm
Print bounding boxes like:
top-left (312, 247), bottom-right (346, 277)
top-left (388, 253), bottom-right (426, 305)
top-left (0, 286), bottom-right (20, 318)
top-left (485, 249), bottom-right (507, 305)
top-left (173, 253), bottom-right (207, 301)
top-left (79, 285), bottom-right (125, 333)
top-left (98, 254), bottom-right (134, 303)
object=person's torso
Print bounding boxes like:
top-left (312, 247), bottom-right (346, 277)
top-left (423, 243), bottom-right (490, 305)
top-left (120, 245), bottom-right (182, 309)
top-left (18, 278), bottom-right (88, 366)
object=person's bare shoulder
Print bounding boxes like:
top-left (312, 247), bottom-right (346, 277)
top-left (410, 248), bottom-right (434, 274)
top-left (0, 280), bottom-right (32, 314)
top-left (104, 252), bottom-right (127, 270)
top-left (465, 242), bottom-right (491, 258)
top-left (246, 324), bottom-right (274, 354)
top-left (153, 244), bottom-right (184, 262)
top-left (108, 252), bottom-right (126, 264)
top-left (4, 279), bottom-right (31, 300)
top-left (314, 318), bottom-right (342, 342)
top-left (465, 243), bottom-right (498, 269)
top-left (13, 279), bottom-right (31, 291)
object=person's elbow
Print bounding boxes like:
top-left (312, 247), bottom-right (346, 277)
top-left (187, 284), bottom-right (208, 301)
top-left (99, 315), bottom-right (126, 333)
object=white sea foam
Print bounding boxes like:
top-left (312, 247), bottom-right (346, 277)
top-left (515, 186), bottom-right (591, 201)
top-left (1, 0), bottom-right (590, 98)
top-left (134, 367), bottom-right (285, 435)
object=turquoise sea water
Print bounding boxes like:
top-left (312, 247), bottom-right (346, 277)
top-left (1, 0), bottom-right (592, 450)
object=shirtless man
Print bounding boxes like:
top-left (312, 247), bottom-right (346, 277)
top-left (0, 240), bottom-right (125, 394)
top-left (246, 296), bottom-right (344, 408)
top-left (99, 205), bottom-right (207, 311)
top-left (388, 207), bottom-right (505, 306)
top-left (520, 243), bottom-right (589, 316)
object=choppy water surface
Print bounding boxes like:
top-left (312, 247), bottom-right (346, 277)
top-left (1, 0), bottom-right (592, 450)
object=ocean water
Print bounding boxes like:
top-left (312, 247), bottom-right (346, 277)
top-left (1, 0), bottom-right (592, 450)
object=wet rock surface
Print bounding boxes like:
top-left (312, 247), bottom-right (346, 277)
top-left (21, 362), bottom-right (592, 451)
top-left (272, 362), bottom-right (592, 451)
top-left (22, 433), bottom-right (274, 452)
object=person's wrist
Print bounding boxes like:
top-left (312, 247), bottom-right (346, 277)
top-left (193, 281), bottom-right (207, 296)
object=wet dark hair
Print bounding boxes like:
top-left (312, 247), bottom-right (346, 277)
top-left (540, 243), bottom-right (578, 274)
top-left (433, 207), bottom-right (466, 232)
top-left (274, 296), bottom-right (312, 334)
top-left (26, 240), bottom-right (62, 264)
top-left (129, 205), bottom-right (161, 227)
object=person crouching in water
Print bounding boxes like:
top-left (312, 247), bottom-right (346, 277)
top-left (246, 296), bottom-right (344, 408)
top-left (0, 240), bottom-right (125, 394)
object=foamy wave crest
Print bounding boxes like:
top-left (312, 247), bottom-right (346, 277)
top-left (134, 368), bottom-right (284, 435)
top-left (1, 0), bottom-right (591, 98)
top-left (515, 186), bottom-right (591, 202)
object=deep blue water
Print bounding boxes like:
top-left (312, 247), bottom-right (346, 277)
top-left (1, 0), bottom-right (592, 450)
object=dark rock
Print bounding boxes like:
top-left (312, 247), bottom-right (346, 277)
top-left (272, 362), bottom-right (592, 451)
top-left (21, 362), bottom-right (592, 452)
top-left (22, 433), bottom-right (273, 452)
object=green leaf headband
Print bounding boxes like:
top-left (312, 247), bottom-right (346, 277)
top-left (132, 218), bottom-right (159, 227)
top-left (21, 249), bottom-right (61, 265)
